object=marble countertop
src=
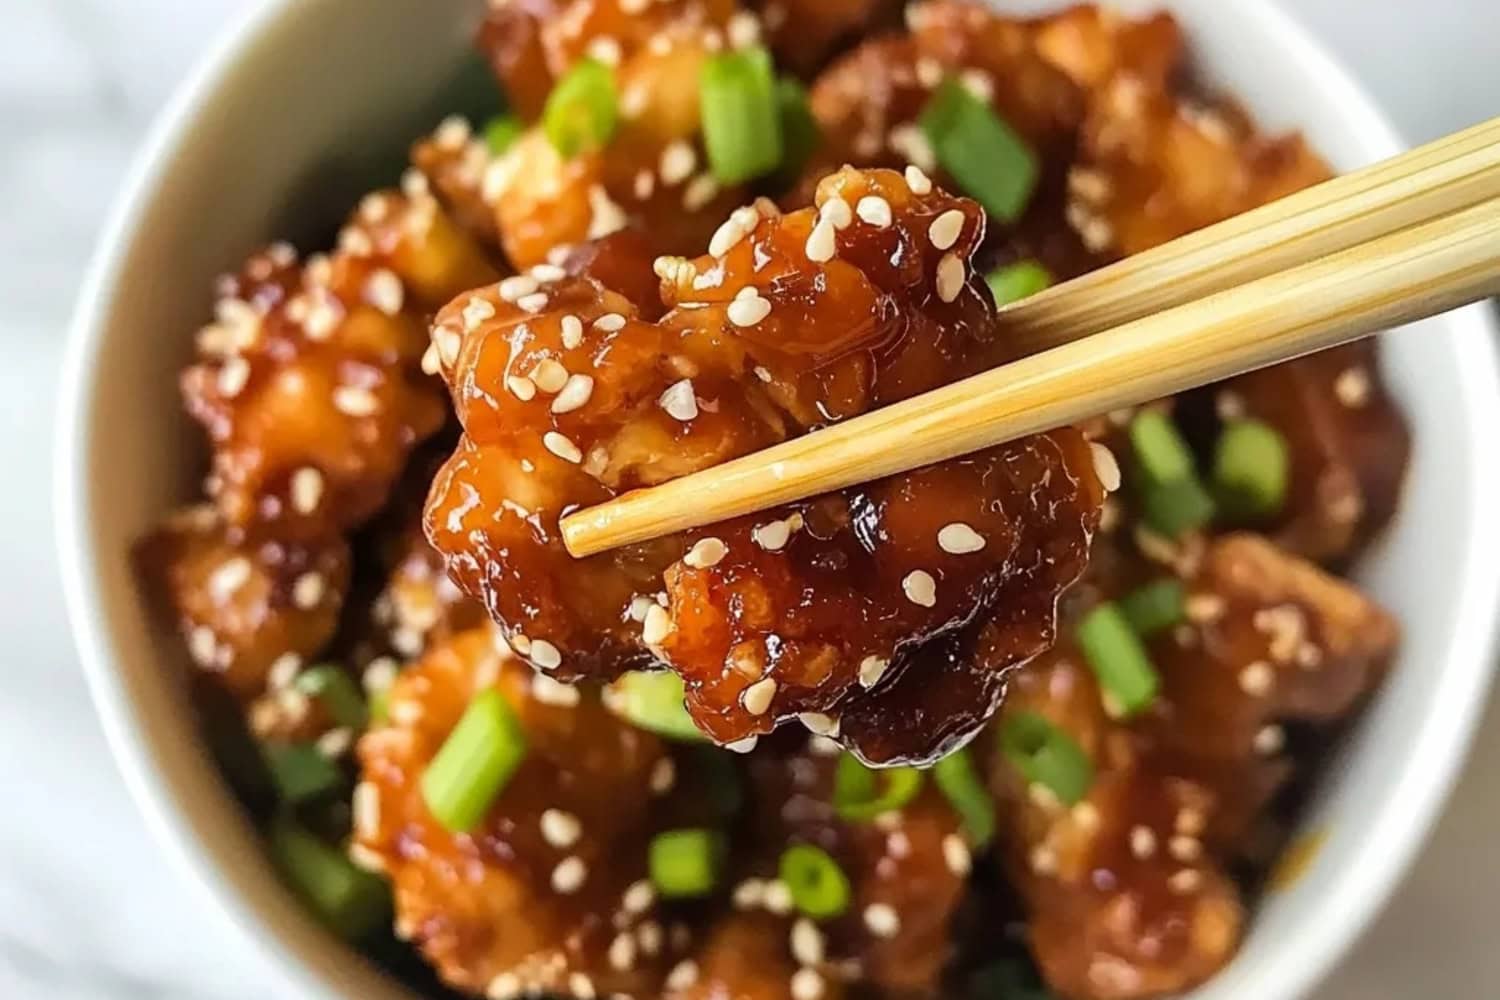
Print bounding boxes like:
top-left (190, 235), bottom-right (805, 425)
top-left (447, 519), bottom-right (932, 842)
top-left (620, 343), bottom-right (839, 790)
top-left (3, 0), bottom-right (1496, 997)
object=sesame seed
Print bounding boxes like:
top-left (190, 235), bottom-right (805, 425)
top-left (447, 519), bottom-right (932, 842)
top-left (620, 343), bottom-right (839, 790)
top-left (552, 855), bottom-right (588, 893)
top-left (683, 174), bottom-right (720, 211)
top-left (902, 570), bottom-right (938, 607)
top-left (586, 35), bottom-right (622, 66)
top-left (936, 252), bottom-right (966, 302)
top-left (905, 165), bottom-right (934, 195)
top-left (561, 314), bottom-right (584, 349)
top-left (683, 537), bottom-right (728, 569)
top-left (642, 604), bottom-right (675, 646)
top-left (1090, 442), bottom-right (1121, 492)
top-left (742, 677), bottom-right (777, 715)
top-left (506, 375), bottom-right (537, 401)
top-left (633, 168), bottom-right (655, 200)
top-left (637, 919), bottom-right (663, 955)
top-left (798, 712), bottom-right (839, 737)
top-left (487, 973), bottom-right (520, 1000)
top-left (666, 960), bottom-right (699, 991)
top-left (354, 781), bottom-right (380, 838)
top-left (217, 357), bottom-right (251, 397)
top-left (856, 196), bottom-right (893, 228)
top-left (362, 657), bottom-right (398, 696)
top-left (463, 297), bottom-right (496, 330)
top-left (347, 843), bottom-right (387, 874)
top-left (435, 115), bottom-right (471, 149)
top-left (1130, 825), bottom-right (1157, 859)
top-left (1335, 366), bottom-right (1371, 407)
top-left (1028, 782), bottom-right (1062, 812)
top-left (530, 264), bottom-right (567, 284)
top-left (292, 572), bottom-right (326, 610)
top-left (1175, 807), bottom-right (1206, 836)
top-left (540, 808), bottom-right (583, 848)
top-left (544, 432), bottom-right (583, 464)
top-left (727, 10), bottom-right (760, 48)
top-left (1072, 801), bottom-right (1102, 832)
top-left (726, 735), bottom-right (760, 754)
top-left (1168, 868), bottom-right (1203, 894)
top-left (1030, 844), bottom-right (1058, 875)
top-left (863, 902), bottom-right (901, 938)
top-left (530, 639), bottom-right (563, 671)
top-left (819, 196), bottom-right (853, 230)
top-left (1239, 660), bottom-right (1274, 696)
top-left (943, 834), bottom-right (972, 876)
top-left (268, 653), bottom-right (302, 691)
top-left (533, 673), bottom-right (580, 707)
top-left (727, 289), bottom-right (772, 327)
top-left (568, 973), bottom-right (596, 999)
top-left (802, 218), bottom-right (838, 264)
top-left (791, 969), bottom-right (825, 1000)
top-left (209, 557), bottom-right (252, 600)
top-left (752, 515), bottom-right (799, 551)
top-left (937, 523), bottom-right (986, 555)
top-left (658, 141), bottom-right (698, 188)
top-left (517, 292), bottom-right (549, 313)
top-left (591, 184), bottom-right (631, 238)
top-left (499, 274), bottom-right (539, 302)
top-left (754, 365), bottom-right (774, 382)
top-left (302, 295), bottom-right (341, 340)
top-left (551, 374), bottom-right (595, 414)
top-left (1254, 724), bottom-right (1286, 755)
top-left (366, 269), bottom-right (405, 315)
top-left (333, 386), bottom-right (379, 417)
top-left (733, 878), bottom-right (766, 909)
top-left (929, 210), bottom-right (966, 251)
top-left (649, 756), bottom-right (677, 795)
top-left (763, 879), bottom-right (794, 914)
top-left (593, 312), bottom-right (627, 332)
top-left (889, 123), bottom-right (937, 171)
top-left (709, 216), bottom-right (749, 258)
top-left (915, 56), bottom-right (943, 88)
top-left (790, 919), bottom-right (825, 965)
top-left (608, 932), bottom-right (636, 971)
top-left (623, 879), bottom-right (655, 915)
top-left (1169, 835), bottom-right (1203, 862)
top-left (960, 68), bottom-right (995, 101)
top-left (858, 655), bottom-right (890, 689)
top-left (659, 379), bottom-right (699, 421)
top-left (289, 467), bottom-right (324, 514)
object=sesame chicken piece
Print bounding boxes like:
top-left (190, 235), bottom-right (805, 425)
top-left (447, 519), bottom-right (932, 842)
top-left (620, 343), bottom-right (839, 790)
top-left (1199, 342), bottom-right (1411, 565)
top-left (139, 506), bottom-right (350, 701)
top-left (752, 0), bottom-right (903, 79)
top-left (664, 912), bottom-right (848, 1000)
top-left (423, 167), bottom-right (1106, 762)
top-left (355, 628), bottom-right (681, 998)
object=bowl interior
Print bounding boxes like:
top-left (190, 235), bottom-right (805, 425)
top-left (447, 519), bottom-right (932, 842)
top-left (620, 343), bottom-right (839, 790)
top-left (57, 1), bottom-right (1500, 998)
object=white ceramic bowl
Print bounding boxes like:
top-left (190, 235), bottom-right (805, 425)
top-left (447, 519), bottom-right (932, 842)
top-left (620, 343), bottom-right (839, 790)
top-left (55, 1), bottom-right (1500, 998)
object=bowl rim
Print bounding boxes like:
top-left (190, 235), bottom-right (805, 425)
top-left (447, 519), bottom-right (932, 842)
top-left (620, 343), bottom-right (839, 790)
top-left (53, 1), bottom-right (1500, 998)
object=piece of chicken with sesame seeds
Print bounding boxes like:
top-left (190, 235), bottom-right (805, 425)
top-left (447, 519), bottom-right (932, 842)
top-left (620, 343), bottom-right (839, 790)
top-left (180, 190), bottom-right (494, 542)
top-left (139, 506), bottom-right (350, 701)
top-left (423, 166), bottom-right (1107, 762)
top-left (663, 912), bottom-right (848, 1000)
top-left (354, 628), bottom-right (685, 999)
top-left (979, 533), bottom-right (1397, 999)
top-left (750, 0), bottom-right (903, 79)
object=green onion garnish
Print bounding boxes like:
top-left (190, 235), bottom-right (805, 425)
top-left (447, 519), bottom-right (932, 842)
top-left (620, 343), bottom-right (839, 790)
top-left (774, 77), bottom-right (820, 183)
top-left (1142, 478), bottom-right (1216, 537)
top-left (932, 749), bottom-right (996, 847)
top-left (832, 754), bottom-right (925, 821)
top-left (484, 113), bottom-right (525, 155)
top-left (420, 689), bottom-right (527, 833)
top-left (264, 743), bottom-right (343, 804)
top-left (987, 260), bottom-right (1052, 307)
top-left (1000, 712), bottom-right (1093, 806)
top-left (269, 816), bottom-right (390, 940)
top-left (649, 829), bottom-right (726, 898)
top-left (610, 671), bottom-right (705, 742)
top-left (294, 665), bottom-right (368, 730)
top-left (1213, 419), bottom-right (1290, 518)
top-left (701, 46), bottom-right (783, 184)
top-left (1118, 578), bottom-right (1186, 637)
top-left (1129, 410), bottom-right (1215, 536)
top-left (543, 58), bottom-right (618, 158)
top-left (920, 79), bottom-right (1039, 223)
top-left (1077, 602), bottom-right (1160, 717)
top-left (778, 844), bottom-right (851, 919)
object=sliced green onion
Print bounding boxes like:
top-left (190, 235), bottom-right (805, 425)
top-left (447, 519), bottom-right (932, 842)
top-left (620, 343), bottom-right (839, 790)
top-left (269, 815), bottom-right (390, 940)
top-left (778, 844), bottom-right (851, 919)
top-left (610, 671), bottom-right (705, 742)
top-left (701, 46), bottom-right (782, 184)
top-left (543, 58), bottom-right (618, 158)
top-left (774, 77), bottom-right (820, 183)
top-left (1213, 419), bottom-right (1290, 518)
top-left (932, 749), bottom-right (996, 847)
top-left (649, 829), bottom-right (726, 897)
top-left (295, 665), bottom-right (368, 730)
top-left (1000, 712), bottom-right (1093, 806)
top-left (264, 743), bottom-right (343, 804)
top-left (484, 113), bottom-right (525, 155)
top-left (832, 754), bottom-right (925, 821)
top-left (920, 79), bottom-right (1039, 223)
top-left (421, 689), bottom-right (527, 833)
top-left (1142, 478), bottom-right (1216, 537)
top-left (1077, 602), bottom-right (1160, 717)
top-left (1129, 410), bottom-right (1197, 486)
top-left (987, 260), bottom-right (1052, 307)
top-left (369, 687), bottom-right (390, 726)
top-left (1118, 578), bottom-right (1186, 637)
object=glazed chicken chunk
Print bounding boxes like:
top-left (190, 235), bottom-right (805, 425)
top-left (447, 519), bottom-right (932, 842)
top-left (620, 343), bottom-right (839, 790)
top-left (424, 166), bottom-right (1108, 762)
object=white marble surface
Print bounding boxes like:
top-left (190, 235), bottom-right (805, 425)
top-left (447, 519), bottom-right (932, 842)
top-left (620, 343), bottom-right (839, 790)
top-left (2, 0), bottom-right (1497, 997)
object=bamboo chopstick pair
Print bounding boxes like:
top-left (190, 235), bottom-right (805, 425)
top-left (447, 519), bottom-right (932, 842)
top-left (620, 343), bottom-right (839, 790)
top-left (562, 116), bottom-right (1500, 558)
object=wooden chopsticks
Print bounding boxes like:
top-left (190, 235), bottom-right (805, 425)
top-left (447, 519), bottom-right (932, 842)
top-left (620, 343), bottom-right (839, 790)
top-left (560, 119), bottom-right (1500, 558)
